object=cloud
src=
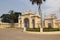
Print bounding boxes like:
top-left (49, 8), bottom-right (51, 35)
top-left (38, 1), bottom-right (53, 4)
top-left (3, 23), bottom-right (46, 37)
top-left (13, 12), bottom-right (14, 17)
top-left (42, 0), bottom-right (60, 12)
top-left (46, 0), bottom-right (60, 8)
top-left (41, 0), bottom-right (60, 18)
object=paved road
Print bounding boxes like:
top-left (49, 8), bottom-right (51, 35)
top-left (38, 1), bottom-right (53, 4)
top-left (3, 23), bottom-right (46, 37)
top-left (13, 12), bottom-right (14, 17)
top-left (0, 28), bottom-right (60, 40)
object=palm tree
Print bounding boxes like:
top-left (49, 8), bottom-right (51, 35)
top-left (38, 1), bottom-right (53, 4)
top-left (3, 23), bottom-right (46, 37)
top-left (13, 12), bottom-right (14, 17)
top-left (30, 0), bottom-right (46, 32)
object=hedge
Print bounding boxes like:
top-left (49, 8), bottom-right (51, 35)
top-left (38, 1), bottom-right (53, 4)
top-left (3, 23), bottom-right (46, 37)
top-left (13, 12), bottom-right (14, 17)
top-left (43, 28), bottom-right (59, 32)
top-left (26, 28), bottom-right (59, 32)
top-left (26, 28), bottom-right (40, 32)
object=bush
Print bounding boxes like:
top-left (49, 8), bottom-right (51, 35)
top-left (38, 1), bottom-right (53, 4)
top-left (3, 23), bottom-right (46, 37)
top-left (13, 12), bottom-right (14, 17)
top-left (26, 28), bottom-right (59, 32)
top-left (43, 28), bottom-right (59, 32)
top-left (26, 28), bottom-right (40, 32)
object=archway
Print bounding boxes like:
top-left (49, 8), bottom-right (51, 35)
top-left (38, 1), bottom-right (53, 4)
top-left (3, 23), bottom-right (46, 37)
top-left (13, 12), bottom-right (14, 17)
top-left (24, 18), bottom-right (29, 28)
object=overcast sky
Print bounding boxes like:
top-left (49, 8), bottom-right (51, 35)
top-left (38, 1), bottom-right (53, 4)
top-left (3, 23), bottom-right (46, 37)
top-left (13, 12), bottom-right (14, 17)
top-left (0, 0), bottom-right (60, 18)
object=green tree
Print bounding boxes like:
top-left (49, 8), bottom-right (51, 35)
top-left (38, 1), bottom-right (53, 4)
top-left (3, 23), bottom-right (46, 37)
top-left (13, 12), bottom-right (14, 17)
top-left (30, 0), bottom-right (46, 32)
top-left (14, 12), bottom-right (21, 23)
top-left (1, 11), bottom-right (21, 23)
top-left (0, 14), bottom-right (10, 23)
top-left (0, 10), bottom-right (21, 28)
top-left (8, 10), bottom-right (16, 23)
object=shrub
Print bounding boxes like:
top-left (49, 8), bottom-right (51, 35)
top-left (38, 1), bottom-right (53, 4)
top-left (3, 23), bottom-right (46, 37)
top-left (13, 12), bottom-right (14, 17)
top-left (26, 28), bottom-right (40, 32)
top-left (43, 28), bottom-right (59, 32)
top-left (26, 28), bottom-right (59, 32)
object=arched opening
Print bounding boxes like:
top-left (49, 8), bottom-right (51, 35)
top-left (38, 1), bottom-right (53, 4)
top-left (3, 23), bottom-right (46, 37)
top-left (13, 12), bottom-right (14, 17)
top-left (24, 18), bottom-right (29, 28)
top-left (32, 19), bottom-right (35, 28)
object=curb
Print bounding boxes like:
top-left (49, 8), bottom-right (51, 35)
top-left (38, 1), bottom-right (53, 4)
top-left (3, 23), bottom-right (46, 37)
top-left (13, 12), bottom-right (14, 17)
top-left (25, 31), bottom-right (60, 34)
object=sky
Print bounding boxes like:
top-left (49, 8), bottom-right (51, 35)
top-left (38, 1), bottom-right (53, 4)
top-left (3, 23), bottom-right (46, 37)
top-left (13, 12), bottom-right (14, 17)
top-left (0, 0), bottom-right (60, 18)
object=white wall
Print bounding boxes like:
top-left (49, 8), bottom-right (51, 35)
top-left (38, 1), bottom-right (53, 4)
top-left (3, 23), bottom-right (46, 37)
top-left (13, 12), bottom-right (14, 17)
top-left (0, 22), bottom-right (18, 28)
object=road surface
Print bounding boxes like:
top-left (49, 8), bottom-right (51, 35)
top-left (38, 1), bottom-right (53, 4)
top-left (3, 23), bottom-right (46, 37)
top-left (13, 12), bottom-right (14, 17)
top-left (0, 28), bottom-right (60, 40)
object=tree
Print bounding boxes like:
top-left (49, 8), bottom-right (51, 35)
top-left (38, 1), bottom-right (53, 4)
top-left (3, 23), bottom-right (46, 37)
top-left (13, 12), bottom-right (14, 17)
top-left (0, 11), bottom-right (21, 23)
top-left (8, 10), bottom-right (21, 28)
top-left (0, 14), bottom-right (10, 23)
top-left (30, 0), bottom-right (46, 32)
top-left (14, 12), bottom-right (21, 23)
top-left (0, 10), bottom-right (21, 28)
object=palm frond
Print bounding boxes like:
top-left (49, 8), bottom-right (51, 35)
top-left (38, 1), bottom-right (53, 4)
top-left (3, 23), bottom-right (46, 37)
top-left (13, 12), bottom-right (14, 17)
top-left (30, 0), bottom-right (44, 5)
top-left (43, 0), bottom-right (46, 1)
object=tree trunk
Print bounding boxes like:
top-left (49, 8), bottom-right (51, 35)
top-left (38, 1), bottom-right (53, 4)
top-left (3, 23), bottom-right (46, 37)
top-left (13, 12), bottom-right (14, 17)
top-left (38, 4), bottom-right (43, 32)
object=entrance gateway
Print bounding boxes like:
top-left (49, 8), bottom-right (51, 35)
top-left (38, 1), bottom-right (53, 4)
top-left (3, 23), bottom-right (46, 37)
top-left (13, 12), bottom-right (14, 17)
top-left (18, 10), bottom-right (40, 28)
